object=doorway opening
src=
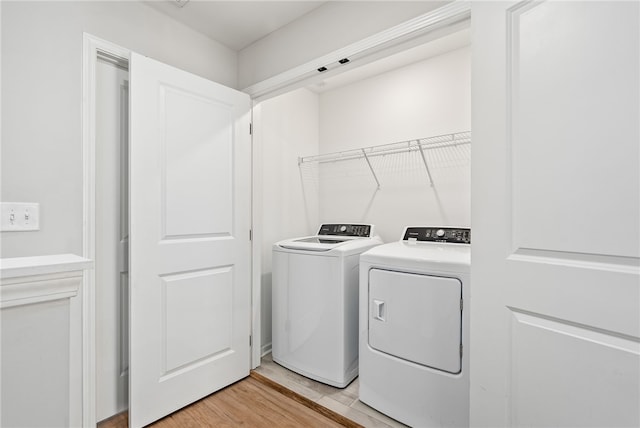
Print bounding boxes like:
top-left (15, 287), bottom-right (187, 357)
top-left (84, 36), bottom-right (253, 428)
top-left (94, 52), bottom-right (130, 422)
top-left (253, 24), bottom-right (471, 358)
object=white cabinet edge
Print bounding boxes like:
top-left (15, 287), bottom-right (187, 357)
top-left (0, 254), bottom-right (93, 308)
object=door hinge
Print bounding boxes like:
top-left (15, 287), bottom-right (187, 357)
top-left (460, 344), bottom-right (463, 358)
top-left (249, 123), bottom-right (253, 135)
top-left (249, 335), bottom-right (252, 346)
top-left (249, 229), bottom-right (252, 241)
top-left (460, 298), bottom-right (463, 311)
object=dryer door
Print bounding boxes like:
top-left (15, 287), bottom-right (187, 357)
top-left (368, 269), bottom-right (462, 373)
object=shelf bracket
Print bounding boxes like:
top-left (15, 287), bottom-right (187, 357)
top-left (417, 140), bottom-right (435, 187)
top-left (361, 149), bottom-right (381, 189)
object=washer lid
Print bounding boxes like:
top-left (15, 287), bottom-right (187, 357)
top-left (294, 237), bottom-right (350, 244)
top-left (278, 236), bottom-right (361, 252)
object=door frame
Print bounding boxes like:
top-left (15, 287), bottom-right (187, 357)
top-left (82, 33), bottom-right (131, 427)
top-left (83, 34), bottom-right (263, 426)
top-left (245, 1), bottom-right (470, 358)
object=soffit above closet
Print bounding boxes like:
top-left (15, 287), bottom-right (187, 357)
top-left (307, 27), bottom-right (470, 94)
top-left (144, 1), bottom-right (326, 51)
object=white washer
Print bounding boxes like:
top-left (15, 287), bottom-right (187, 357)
top-left (272, 224), bottom-right (382, 388)
top-left (359, 226), bottom-right (470, 427)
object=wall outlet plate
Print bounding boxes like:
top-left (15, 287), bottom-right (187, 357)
top-left (1, 202), bottom-right (40, 231)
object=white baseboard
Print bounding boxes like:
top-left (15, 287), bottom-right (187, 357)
top-left (261, 343), bottom-right (272, 357)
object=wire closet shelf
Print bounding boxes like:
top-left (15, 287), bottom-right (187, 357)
top-left (298, 131), bottom-right (471, 188)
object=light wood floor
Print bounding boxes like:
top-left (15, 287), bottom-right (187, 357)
top-left (99, 372), bottom-right (361, 428)
top-left (254, 353), bottom-right (408, 428)
top-left (99, 353), bottom-right (408, 428)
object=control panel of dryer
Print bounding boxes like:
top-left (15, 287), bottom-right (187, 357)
top-left (403, 227), bottom-right (470, 244)
top-left (318, 224), bottom-right (372, 237)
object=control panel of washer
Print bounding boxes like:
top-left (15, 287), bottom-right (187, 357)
top-left (318, 224), bottom-right (373, 237)
top-left (403, 227), bottom-right (470, 244)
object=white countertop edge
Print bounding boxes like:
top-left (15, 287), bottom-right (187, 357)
top-left (0, 254), bottom-right (94, 280)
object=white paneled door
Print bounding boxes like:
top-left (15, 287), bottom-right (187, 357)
top-left (129, 53), bottom-right (251, 428)
top-left (471, 2), bottom-right (639, 427)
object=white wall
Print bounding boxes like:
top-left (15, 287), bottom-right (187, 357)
top-left (2, 299), bottom-right (71, 427)
top-left (317, 46), bottom-right (471, 243)
top-left (259, 88), bottom-right (320, 351)
top-left (237, 1), bottom-right (447, 90)
top-left (1, 1), bottom-right (237, 258)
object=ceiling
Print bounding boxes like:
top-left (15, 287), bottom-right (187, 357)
top-left (145, 1), bottom-right (326, 51)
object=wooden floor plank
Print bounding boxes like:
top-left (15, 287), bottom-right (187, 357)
top-left (98, 373), bottom-right (362, 428)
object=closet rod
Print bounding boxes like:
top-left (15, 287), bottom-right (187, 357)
top-left (298, 131), bottom-right (471, 165)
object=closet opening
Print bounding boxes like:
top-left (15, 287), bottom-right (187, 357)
top-left (253, 24), bottom-right (471, 356)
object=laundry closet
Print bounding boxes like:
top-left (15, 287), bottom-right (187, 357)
top-left (257, 27), bottom-right (471, 353)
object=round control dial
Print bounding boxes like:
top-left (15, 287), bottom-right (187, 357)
top-left (340, 225), bottom-right (347, 232)
top-left (436, 229), bottom-right (446, 238)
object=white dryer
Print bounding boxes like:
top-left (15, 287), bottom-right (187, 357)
top-left (359, 226), bottom-right (470, 427)
top-left (272, 224), bottom-right (382, 388)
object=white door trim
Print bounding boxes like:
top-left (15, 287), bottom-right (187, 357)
top-left (82, 32), bottom-right (131, 428)
top-left (250, 101), bottom-right (263, 367)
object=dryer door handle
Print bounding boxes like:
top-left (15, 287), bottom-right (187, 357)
top-left (373, 299), bottom-right (386, 322)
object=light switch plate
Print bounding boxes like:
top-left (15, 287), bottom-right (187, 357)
top-left (1, 202), bottom-right (40, 231)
